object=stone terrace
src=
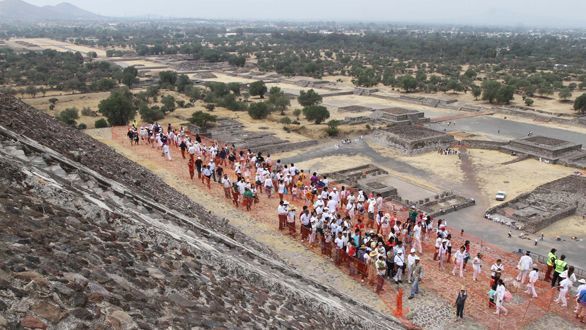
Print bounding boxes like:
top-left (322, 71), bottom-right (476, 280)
top-left (501, 135), bottom-right (583, 163)
top-left (371, 125), bottom-right (455, 153)
top-left (486, 175), bottom-right (586, 233)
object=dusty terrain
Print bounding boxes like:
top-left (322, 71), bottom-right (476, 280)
top-left (0, 94), bottom-right (405, 329)
top-left (6, 38), bottom-right (109, 57)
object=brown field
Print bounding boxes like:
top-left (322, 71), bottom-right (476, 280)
top-left (23, 92), bottom-right (110, 128)
top-left (7, 38), bottom-right (109, 58)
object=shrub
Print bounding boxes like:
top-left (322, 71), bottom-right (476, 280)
top-left (57, 108), bottom-right (79, 126)
top-left (248, 102), bottom-right (270, 119)
top-left (302, 105), bottom-right (330, 124)
top-left (94, 118), bottom-right (109, 128)
top-left (190, 111), bottom-right (217, 129)
top-left (280, 117), bottom-right (292, 125)
top-left (524, 98), bottom-right (534, 106)
top-left (139, 104), bottom-right (165, 123)
top-left (81, 107), bottom-right (95, 116)
top-left (77, 123), bottom-right (87, 130)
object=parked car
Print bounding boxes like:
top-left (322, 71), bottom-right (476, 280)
top-left (495, 191), bottom-right (507, 201)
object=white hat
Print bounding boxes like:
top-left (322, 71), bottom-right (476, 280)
top-left (397, 250), bottom-right (403, 254)
top-left (410, 248), bottom-right (416, 253)
top-left (333, 187), bottom-right (337, 190)
top-left (579, 279), bottom-right (586, 284)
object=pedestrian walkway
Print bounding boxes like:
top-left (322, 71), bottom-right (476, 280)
top-left (109, 126), bottom-right (583, 329)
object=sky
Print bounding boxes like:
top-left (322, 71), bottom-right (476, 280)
top-left (24, 0), bottom-right (586, 28)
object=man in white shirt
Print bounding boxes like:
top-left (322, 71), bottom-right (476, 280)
top-left (393, 251), bottom-right (405, 283)
top-left (277, 201), bottom-right (288, 230)
top-left (516, 251), bottom-right (533, 284)
top-left (327, 196), bottom-right (338, 212)
top-left (525, 266), bottom-right (539, 298)
top-left (407, 248), bottom-right (417, 283)
top-left (413, 222), bottom-right (422, 253)
top-left (335, 232), bottom-right (345, 250)
top-left (555, 277), bottom-right (571, 307)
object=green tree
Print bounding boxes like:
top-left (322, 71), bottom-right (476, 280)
top-left (559, 87), bottom-right (572, 101)
top-left (471, 85), bottom-right (481, 100)
top-left (481, 80), bottom-right (502, 104)
top-left (176, 74), bottom-right (192, 93)
top-left (121, 66), bottom-right (138, 88)
top-left (227, 82), bottom-right (241, 95)
top-left (25, 86), bottom-right (38, 98)
top-left (298, 89), bottom-right (323, 107)
top-left (293, 109), bottom-right (302, 120)
top-left (496, 85), bottom-right (515, 104)
top-left (159, 71), bottom-right (178, 89)
top-left (280, 117), bottom-right (292, 125)
top-left (268, 87), bottom-right (290, 115)
top-left (352, 68), bottom-right (378, 87)
top-left (190, 111), bottom-right (217, 129)
top-left (205, 103), bottom-right (215, 112)
top-left (399, 75), bottom-right (417, 92)
top-left (249, 81), bottom-right (268, 98)
top-left (325, 120), bottom-right (341, 136)
top-left (446, 79), bottom-right (463, 93)
top-left (94, 118), bottom-right (109, 128)
top-left (303, 105), bottom-right (330, 124)
top-left (161, 95), bottom-right (177, 113)
top-left (139, 103), bottom-right (165, 122)
top-left (48, 98), bottom-right (58, 111)
top-left (524, 98), bottom-right (534, 106)
top-left (248, 102), bottom-right (270, 119)
top-left (98, 87), bottom-right (137, 125)
top-left (57, 108), bottom-right (79, 126)
top-left (574, 93), bottom-right (586, 114)
top-left (228, 55), bottom-right (246, 67)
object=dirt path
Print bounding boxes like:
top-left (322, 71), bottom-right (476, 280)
top-left (87, 127), bottom-right (584, 329)
top-left (88, 128), bottom-right (391, 314)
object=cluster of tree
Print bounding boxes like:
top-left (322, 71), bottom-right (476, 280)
top-left (298, 89), bottom-right (330, 124)
top-left (0, 48), bottom-right (121, 93)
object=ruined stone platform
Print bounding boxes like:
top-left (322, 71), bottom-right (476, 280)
top-left (371, 125), bottom-right (455, 153)
top-left (485, 175), bottom-right (586, 233)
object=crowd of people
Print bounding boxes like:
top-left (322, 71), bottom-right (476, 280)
top-left (126, 123), bottom-right (586, 324)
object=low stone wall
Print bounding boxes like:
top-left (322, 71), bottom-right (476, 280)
top-left (259, 140), bottom-right (318, 155)
top-left (524, 205), bottom-right (578, 233)
top-left (461, 139), bottom-right (507, 150)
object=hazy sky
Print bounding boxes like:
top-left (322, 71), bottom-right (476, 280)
top-left (24, 0), bottom-right (586, 27)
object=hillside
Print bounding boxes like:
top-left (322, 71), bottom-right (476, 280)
top-left (0, 94), bottom-right (405, 329)
top-left (0, 0), bottom-right (102, 21)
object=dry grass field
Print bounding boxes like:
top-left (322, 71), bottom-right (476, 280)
top-left (7, 38), bottom-right (109, 57)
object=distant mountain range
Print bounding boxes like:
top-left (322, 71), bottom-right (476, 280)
top-left (0, 0), bottom-right (103, 21)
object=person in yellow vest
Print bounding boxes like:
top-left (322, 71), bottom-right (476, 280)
top-left (551, 254), bottom-right (567, 287)
top-left (545, 248), bottom-right (557, 281)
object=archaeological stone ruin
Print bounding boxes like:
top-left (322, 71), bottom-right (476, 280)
top-left (485, 175), bottom-right (586, 233)
top-left (189, 118), bottom-right (317, 154)
top-left (371, 125), bottom-right (455, 153)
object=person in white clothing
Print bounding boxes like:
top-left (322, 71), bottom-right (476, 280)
top-left (575, 278), bottom-right (586, 314)
top-left (516, 251), bottom-right (533, 284)
top-left (494, 279), bottom-right (508, 315)
top-left (525, 266), bottom-right (539, 298)
top-left (413, 222), bottom-right (422, 253)
top-left (438, 240), bottom-right (448, 270)
top-left (162, 143), bottom-right (171, 160)
top-left (407, 248), bottom-right (417, 283)
top-left (472, 253), bottom-right (482, 281)
top-left (555, 277), bottom-right (571, 307)
top-left (393, 251), bottom-right (405, 283)
top-left (452, 246), bottom-right (466, 277)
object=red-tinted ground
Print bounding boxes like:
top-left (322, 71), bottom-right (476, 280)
top-left (109, 126), bottom-right (582, 329)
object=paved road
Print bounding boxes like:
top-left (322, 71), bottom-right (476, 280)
top-left (427, 116), bottom-right (586, 145)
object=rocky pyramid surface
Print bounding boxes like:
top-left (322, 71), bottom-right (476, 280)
top-left (0, 94), bottom-right (405, 329)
